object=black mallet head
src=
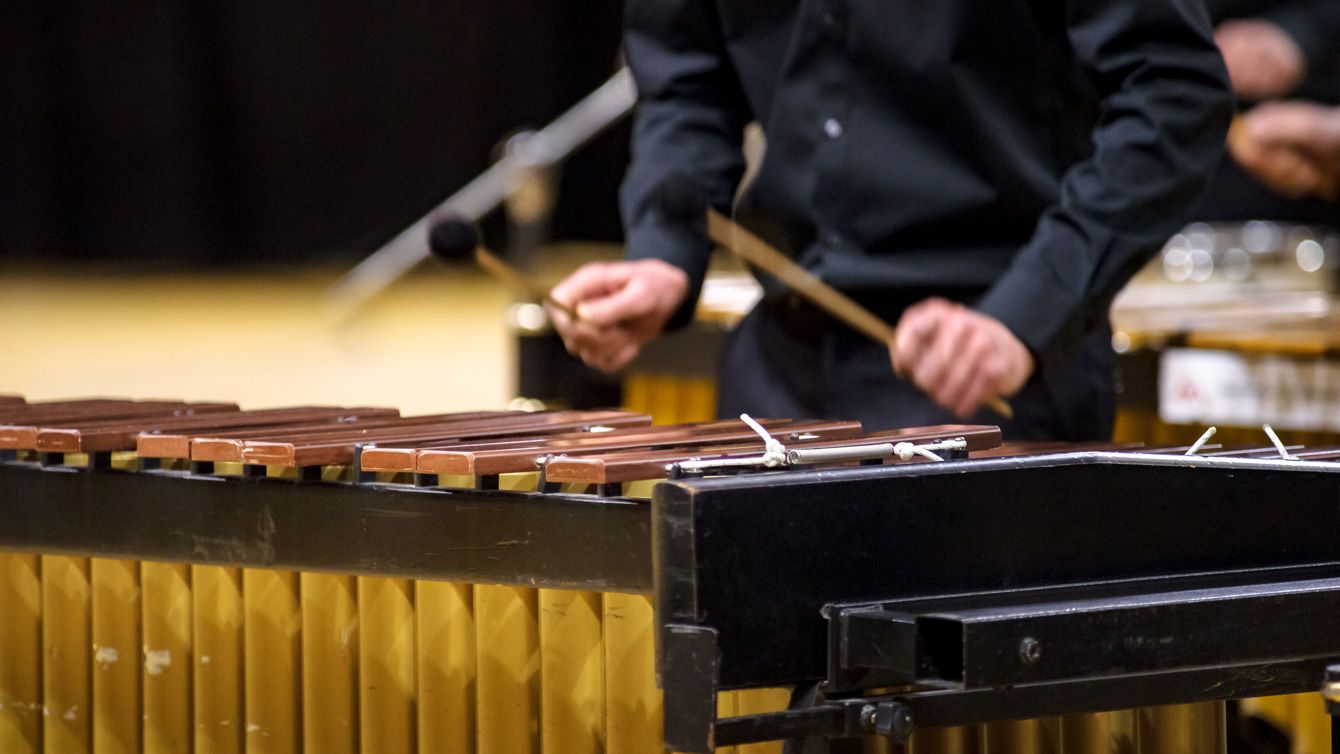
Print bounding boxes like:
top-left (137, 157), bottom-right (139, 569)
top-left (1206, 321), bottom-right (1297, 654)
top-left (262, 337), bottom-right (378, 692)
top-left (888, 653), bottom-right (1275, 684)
top-left (428, 217), bottom-right (481, 263)
top-left (425, 216), bottom-right (573, 317)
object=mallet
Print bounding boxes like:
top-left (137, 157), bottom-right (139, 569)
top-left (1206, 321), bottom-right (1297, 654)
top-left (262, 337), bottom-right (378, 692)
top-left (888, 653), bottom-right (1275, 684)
top-left (428, 218), bottom-right (578, 320)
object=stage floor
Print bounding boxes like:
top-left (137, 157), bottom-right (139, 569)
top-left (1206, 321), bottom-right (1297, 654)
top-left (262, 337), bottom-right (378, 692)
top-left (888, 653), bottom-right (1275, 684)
top-left (1, 265), bottom-right (515, 413)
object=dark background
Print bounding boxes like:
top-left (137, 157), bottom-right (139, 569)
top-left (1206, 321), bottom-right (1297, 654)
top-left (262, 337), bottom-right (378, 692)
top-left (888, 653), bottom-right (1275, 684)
top-left (1, 1), bottom-right (627, 265)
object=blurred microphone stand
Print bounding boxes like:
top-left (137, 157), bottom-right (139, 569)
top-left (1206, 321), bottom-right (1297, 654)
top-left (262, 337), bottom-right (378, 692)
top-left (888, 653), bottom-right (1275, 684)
top-left (500, 130), bottom-right (559, 274)
top-left (324, 67), bottom-right (636, 319)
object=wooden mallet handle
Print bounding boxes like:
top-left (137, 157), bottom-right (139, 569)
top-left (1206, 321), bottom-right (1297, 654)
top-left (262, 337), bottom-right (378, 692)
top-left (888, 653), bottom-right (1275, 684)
top-left (704, 209), bottom-right (1014, 420)
top-left (472, 247), bottom-right (579, 320)
top-left (429, 217), bottom-right (579, 320)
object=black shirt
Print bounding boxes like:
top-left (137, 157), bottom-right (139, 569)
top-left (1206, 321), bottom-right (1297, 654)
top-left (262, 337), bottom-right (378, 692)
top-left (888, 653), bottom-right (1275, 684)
top-left (620, 0), bottom-right (1233, 364)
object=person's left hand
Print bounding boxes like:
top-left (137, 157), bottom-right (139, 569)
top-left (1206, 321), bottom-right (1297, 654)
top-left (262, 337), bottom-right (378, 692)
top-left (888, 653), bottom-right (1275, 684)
top-left (1215, 19), bottom-right (1307, 99)
top-left (890, 298), bottom-right (1035, 419)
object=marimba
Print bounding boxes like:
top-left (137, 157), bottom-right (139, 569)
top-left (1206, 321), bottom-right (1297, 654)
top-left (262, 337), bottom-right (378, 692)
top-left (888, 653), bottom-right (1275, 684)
top-left (1, 396), bottom-right (1338, 754)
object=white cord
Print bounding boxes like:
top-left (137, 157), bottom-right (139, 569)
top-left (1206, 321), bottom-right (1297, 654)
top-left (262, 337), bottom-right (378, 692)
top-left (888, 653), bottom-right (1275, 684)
top-left (891, 438), bottom-right (968, 462)
top-left (1263, 424), bottom-right (1296, 460)
top-left (673, 414), bottom-right (788, 473)
top-left (739, 413), bottom-right (787, 468)
top-left (1185, 426), bottom-right (1217, 456)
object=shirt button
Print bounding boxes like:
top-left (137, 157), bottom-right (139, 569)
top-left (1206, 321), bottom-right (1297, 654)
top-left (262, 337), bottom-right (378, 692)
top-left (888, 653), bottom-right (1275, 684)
top-left (823, 118), bottom-right (844, 139)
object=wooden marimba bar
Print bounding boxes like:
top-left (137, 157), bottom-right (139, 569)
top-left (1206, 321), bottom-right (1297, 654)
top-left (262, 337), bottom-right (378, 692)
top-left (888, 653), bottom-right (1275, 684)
top-left (1, 396), bottom-right (1338, 754)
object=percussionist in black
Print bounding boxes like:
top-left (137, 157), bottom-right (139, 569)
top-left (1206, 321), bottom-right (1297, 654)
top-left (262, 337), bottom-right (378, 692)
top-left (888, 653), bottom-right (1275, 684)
top-left (549, 0), bottom-right (1234, 440)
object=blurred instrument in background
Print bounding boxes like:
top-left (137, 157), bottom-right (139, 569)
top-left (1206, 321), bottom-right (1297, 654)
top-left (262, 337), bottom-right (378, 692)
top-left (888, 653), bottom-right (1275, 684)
top-left (1112, 221), bottom-right (1340, 442)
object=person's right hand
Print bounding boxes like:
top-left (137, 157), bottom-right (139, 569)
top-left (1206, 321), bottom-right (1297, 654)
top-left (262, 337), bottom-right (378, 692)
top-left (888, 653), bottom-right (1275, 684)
top-left (890, 297), bottom-right (1034, 419)
top-left (1229, 102), bottom-right (1340, 200)
top-left (548, 259), bottom-right (689, 374)
top-left (1215, 19), bottom-right (1306, 100)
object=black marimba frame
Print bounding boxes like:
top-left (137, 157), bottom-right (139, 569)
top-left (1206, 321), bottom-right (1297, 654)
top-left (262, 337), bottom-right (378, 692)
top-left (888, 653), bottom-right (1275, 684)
top-left (654, 451), bottom-right (1340, 751)
top-left (5, 450), bottom-right (1340, 753)
top-left (0, 459), bottom-right (649, 592)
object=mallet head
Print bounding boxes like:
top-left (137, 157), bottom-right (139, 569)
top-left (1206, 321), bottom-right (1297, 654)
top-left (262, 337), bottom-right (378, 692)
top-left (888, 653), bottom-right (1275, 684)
top-left (428, 217), bottom-right (481, 262)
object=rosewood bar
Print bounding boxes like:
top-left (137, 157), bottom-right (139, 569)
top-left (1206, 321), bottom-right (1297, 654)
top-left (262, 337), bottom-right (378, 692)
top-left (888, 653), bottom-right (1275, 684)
top-left (407, 419), bottom-right (867, 476)
top-left (0, 399), bottom-right (200, 423)
top-left (357, 418), bottom-right (817, 473)
top-left (361, 417), bottom-right (830, 471)
top-left (239, 410), bottom-right (651, 467)
top-left (167, 411), bottom-right (517, 461)
top-left (38, 406), bottom-right (400, 453)
top-left (0, 402), bottom-right (239, 450)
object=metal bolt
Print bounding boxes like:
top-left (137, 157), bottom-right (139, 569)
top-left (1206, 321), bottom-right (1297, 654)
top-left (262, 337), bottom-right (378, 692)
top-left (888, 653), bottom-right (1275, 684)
top-left (860, 704), bottom-right (878, 731)
top-left (1018, 637), bottom-right (1042, 665)
top-left (871, 702), bottom-right (915, 741)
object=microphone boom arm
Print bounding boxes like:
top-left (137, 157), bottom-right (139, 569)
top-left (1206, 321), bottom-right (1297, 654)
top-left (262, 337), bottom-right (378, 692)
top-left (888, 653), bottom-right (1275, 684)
top-left (325, 67), bottom-right (637, 317)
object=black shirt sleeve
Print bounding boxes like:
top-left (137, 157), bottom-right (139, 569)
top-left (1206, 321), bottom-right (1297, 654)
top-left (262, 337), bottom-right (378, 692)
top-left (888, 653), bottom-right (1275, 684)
top-left (620, 0), bottom-right (753, 330)
top-left (975, 0), bottom-right (1234, 365)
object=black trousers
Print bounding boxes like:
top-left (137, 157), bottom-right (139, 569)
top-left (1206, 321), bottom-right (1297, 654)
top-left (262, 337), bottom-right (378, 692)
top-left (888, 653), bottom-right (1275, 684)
top-left (716, 295), bottom-right (1116, 442)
